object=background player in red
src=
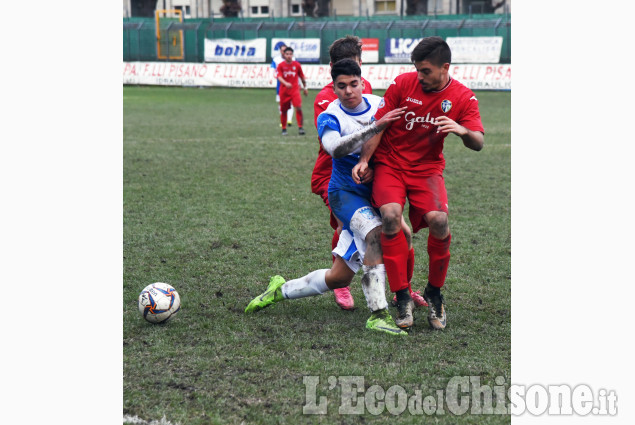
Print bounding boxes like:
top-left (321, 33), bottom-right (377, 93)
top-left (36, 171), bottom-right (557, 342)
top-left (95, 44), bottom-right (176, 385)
top-left (271, 41), bottom-right (294, 128)
top-left (352, 36), bottom-right (484, 330)
top-left (277, 47), bottom-right (308, 136)
top-left (312, 35), bottom-right (424, 311)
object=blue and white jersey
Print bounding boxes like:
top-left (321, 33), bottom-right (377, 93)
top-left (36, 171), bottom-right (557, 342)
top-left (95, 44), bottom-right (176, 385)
top-left (271, 56), bottom-right (284, 94)
top-left (316, 94), bottom-right (383, 198)
top-left (316, 94), bottom-right (384, 273)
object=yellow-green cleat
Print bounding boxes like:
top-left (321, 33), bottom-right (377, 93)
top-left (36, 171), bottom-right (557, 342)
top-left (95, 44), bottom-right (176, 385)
top-left (245, 275), bottom-right (286, 313)
top-left (366, 309), bottom-right (407, 336)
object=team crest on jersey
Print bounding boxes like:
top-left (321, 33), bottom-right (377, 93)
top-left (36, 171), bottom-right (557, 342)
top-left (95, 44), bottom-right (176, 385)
top-left (441, 99), bottom-right (452, 113)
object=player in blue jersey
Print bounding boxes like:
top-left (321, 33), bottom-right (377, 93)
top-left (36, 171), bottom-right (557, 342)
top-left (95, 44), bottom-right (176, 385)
top-left (271, 41), bottom-right (294, 127)
top-left (246, 59), bottom-right (407, 335)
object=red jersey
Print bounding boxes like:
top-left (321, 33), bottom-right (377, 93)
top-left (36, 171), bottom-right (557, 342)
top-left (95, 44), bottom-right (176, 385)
top-left (311, 78), bottom-right (373, 196)
top-left (277, 60), bottom-right (305, 98)
top-left (373, 72), bottom-right (484, 174)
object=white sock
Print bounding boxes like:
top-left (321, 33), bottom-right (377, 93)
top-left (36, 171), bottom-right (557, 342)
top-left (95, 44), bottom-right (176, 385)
top-left (287, 106), bottom-right (294, 123)
top-left (281, 269), bottom-right (330, 299)
top-left (361, 264), bottom-right (388, 311)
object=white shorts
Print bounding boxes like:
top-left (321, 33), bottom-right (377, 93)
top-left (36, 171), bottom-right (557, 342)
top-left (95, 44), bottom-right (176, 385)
top-left (331, 206), bottom-right (382, 273)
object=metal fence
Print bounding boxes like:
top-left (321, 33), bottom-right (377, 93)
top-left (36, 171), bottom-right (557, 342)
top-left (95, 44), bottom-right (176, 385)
top-left (123, 13), bottom-right (511, 64)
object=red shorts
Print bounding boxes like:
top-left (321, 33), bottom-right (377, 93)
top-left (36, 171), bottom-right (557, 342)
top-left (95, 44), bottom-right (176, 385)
top-left (371, 164), bottom-right (449, 233)
top-left (280, 90), bottom-right (301, 111)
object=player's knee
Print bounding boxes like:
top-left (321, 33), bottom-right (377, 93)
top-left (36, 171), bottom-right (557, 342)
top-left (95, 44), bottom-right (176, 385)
top-left (426, 212), bottom-right (449, 238)
top-left (381, 212), bottom-right (401, 234)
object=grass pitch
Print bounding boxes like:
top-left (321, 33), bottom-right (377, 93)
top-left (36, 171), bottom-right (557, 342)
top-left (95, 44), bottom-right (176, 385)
top-left (123, 85), bottom-right (511, 424)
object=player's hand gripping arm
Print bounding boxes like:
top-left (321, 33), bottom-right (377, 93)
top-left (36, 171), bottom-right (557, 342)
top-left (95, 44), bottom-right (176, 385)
top-left (435, 116), bottom-right (484, 151)
top-left (321, 107), bottom-right (406, 160)
top-left (351, 131), bottom-right (382, 184)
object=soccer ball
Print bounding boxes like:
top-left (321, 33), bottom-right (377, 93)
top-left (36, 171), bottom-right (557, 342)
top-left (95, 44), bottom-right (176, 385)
top-left (138, 282), bottom-right (181, 323)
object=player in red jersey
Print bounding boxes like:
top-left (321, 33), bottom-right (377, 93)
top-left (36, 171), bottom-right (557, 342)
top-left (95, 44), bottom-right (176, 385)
top-left (312, 36), bottom-right (424, 311)
top-left (352, 36), bottom-right (484, 330)
top-left (277, 47), bottom-right (308, 136)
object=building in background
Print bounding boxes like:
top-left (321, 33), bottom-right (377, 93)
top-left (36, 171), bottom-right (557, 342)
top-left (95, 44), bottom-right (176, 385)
top-left (123, 0), bottom-right (510, 18)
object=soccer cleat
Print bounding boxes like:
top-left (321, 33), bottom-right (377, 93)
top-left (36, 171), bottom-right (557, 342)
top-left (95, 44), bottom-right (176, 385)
top-left (287, 122), bottom-right (293, 127)
top-left (281, 129), bottom-right (288, 136)
top-left (333, 286), bottom-right (355, 310)
top-left (423, 283), bottom-right (446, 330)
top-left (245, 275), bottom-right (286, 313)
top-left (392, 289), bottom-right (428, 308)
top-left (298, 127), bottom-right (306, 135)
top-left (366, 309), bottom-right (407, 336)
top-left (395, 294), bottom-right (415, 329)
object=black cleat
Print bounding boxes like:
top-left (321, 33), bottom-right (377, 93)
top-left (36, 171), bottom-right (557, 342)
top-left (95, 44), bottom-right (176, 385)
top-left (394, 289), bottom-right (414, 329)
top-left (423, 283), bottom-right (446, 330)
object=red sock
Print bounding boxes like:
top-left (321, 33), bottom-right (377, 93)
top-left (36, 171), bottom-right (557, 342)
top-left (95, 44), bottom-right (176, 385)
top-left (428, 233), bottom-right (451, 288)
top-left (331, 230), bottom-right (339, 263)
top-left (280, 112), bottom-right (287, 129)
top-left (407, 247), bottom-right (415, 286)
top-left (295, 109), bottom-right (303, 127)
top-left (381, 231), bottom-right (409, 292)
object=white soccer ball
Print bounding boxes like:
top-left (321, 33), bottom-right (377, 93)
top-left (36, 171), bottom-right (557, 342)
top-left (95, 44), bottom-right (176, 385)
top-left (138, 282), bottom-right (181, 323)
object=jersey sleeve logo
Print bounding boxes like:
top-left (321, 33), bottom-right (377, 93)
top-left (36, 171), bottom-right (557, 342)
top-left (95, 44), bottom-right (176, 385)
top-left (318, 99), bottom-right (330, 106)
top-left (441, 99), bottom-right (452, 113)
top-left (378, 98), bottom-right (385, 109)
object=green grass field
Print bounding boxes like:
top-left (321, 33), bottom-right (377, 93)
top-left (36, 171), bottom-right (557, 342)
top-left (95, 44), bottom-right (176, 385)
top-left (123, 85), bottom-right (511, 424)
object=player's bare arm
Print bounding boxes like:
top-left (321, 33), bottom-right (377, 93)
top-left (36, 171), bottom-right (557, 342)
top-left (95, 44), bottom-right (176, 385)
top-left (435, 116), bottom-right (484, 151)
top-left (301, 78), bottom-right (308, 96)
top-left (352, 131), bottom-right (383, 184)
top-left (322, 107), bottom-right (406, 159)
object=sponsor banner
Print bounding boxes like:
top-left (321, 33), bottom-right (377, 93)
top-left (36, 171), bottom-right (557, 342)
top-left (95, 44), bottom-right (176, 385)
top-left (449, 64), bottom-right (511, 90)
top-left (361, 38), bottom-right (379, 64)
top-left (204, 38), bottom-right (267, 63)
top-left (271, 38), bottom-right (321, 63)
top-left (123, 62), bottom-right (511, 91)
top-left (384, 38), bottom-right (422, 63)
top-left (446, 37), bottom-right (503, 63)
top-left (123, 62), bottom-right (212, 86)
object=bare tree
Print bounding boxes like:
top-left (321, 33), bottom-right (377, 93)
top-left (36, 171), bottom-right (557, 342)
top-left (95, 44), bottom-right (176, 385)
top-left (220, 0), bottom-right (241, 17)
top-left (316, 0), bottom-right (330, 17)
top-left (302, 0), bottom-right (317, 17)
top-left (406, 0), bottom-right (427, 15)
top-left (303, 0), bottom-right (330, 17)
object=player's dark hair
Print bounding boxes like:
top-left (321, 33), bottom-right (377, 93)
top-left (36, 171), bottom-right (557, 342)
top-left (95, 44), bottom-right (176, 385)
top-left (328, 35), bottom-right (363, 63)
top-left (330, 58), bottom-right (362, 81)
top-left (284, 46), bottom-right (294, 54)
top-left (410, 36), bottom-right (451, 66)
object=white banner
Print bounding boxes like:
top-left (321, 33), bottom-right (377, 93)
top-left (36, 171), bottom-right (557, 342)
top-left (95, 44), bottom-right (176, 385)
top-left (446, 37), bottom-right (503, 63)
top-left (123, 62), bottom-right (511, 91)
top-left (271, 38), bottom-right (321, 63)
top-left (360, 38), bottom-right (379, 64)
top-left (204, 38), bottom-right (267, 63)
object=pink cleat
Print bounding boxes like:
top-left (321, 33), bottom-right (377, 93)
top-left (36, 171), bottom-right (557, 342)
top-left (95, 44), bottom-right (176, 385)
top-left (333, 287), bottom-right (355, 310)
top-left (392, 289), bottom-right (428, 308)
